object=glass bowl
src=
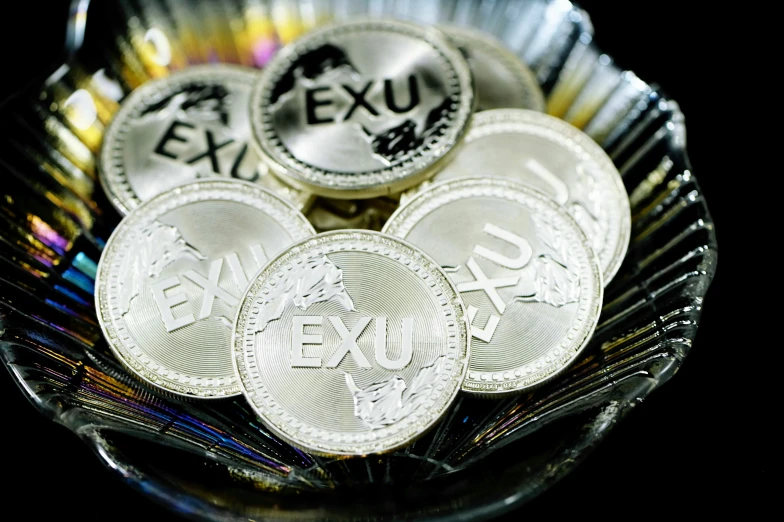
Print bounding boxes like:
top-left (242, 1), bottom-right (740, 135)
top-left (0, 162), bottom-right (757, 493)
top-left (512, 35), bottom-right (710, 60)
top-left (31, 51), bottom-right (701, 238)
top-left (0, 0), bottom-right (718, 520)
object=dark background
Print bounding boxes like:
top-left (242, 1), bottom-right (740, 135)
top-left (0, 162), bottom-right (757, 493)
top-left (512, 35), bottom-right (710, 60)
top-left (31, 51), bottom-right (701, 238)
top-left (0, 1), bottom-right (746, 519)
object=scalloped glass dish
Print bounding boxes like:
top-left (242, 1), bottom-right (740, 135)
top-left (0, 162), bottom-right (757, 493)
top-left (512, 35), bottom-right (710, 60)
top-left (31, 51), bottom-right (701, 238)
top-left (0, 1), bottom-right (717, 520)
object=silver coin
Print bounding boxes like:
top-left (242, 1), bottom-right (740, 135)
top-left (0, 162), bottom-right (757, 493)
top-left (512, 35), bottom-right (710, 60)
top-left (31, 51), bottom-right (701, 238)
top-left (249, 19), bottom-right (475, 199)
top-left (233, 230), bottom-right (470, 455)
top-left (417, 109), bottom-right (630, 285)
top-left (95, 180), bottom-right (315, 398)
top-left (100, 64), bottom-right (312, 215)
top-left (383, 178), bottom-right (602, 395)
top-left (441, 25), bottom-right (545, 112)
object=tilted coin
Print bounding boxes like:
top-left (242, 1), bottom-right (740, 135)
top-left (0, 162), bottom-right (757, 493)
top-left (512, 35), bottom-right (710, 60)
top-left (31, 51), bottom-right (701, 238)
top-left (441, 25), bottom-right (545, 112)
top-left (249, 19), bottom-right (475, 199)
top-left (383, 178), bottom-right (602, 395)
top-left (96, 180), bottom-right (315, 398)
top-left (100, 64), bottom-right (311, 215)
top-left (417, 109), bottom-right (630, 285)
top-left (233, 230), bottom-right (470, 455)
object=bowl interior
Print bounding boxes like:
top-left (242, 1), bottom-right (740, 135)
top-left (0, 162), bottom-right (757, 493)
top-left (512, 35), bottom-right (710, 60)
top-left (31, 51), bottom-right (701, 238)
top-left (0, 1), bottom-right (717, 520)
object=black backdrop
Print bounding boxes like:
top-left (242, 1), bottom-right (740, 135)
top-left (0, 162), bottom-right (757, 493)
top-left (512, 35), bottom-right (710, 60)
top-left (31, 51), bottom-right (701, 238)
top-left (0, 1), bottom-right (743, 519)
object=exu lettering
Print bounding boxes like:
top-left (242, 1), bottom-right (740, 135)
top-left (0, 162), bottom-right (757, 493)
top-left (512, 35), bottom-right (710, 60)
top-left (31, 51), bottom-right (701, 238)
top-left (153, 120), bottom-right (259, 182)
top-left (458, 224), bottom-right (532, 343)
top-left (305, 75), bottom-right (421, 125)
top-left (150, 244), bottom-right (266, 332)
top-left (291, 316), bottom-right (414, 370)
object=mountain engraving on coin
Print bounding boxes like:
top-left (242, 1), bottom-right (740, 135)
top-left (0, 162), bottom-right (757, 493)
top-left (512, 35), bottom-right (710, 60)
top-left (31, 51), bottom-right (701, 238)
top-left (345, 355), bottom-right (448, 430)
top-left (233, 231), bottom-right (469, 455)
top-left (413, 109), bottom-right (629, 285)
top-left (96, 180), bottom-right (314, 398)
top-left (251, 19), bottom-right (475, 198)
top-left (100, 65), bottom-right (309, 214)
top-left (116, 221), bottom-right (206, 314)
top-left (254, 255), bottom-right (355, 333)
top-left (384, 178), bottom-right (602, 394)
top-left (516, 213), bottom-right (581, 307)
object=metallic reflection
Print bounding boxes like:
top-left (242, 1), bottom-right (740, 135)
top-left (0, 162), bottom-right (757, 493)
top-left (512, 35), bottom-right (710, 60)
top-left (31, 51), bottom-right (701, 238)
top-left (1, 1), bottom-right (717, 519)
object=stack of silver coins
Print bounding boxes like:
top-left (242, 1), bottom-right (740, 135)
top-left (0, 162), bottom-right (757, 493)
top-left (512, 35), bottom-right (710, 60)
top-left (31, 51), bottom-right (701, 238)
top-left (95, 18), bottom-right (629, 457)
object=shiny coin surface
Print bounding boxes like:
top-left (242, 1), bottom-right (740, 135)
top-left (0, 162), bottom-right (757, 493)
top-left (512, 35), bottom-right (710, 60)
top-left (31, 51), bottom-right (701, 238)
top-left (96, 180), bottom-right (315, 398)
top-left (441, 25), bottom-right (544, 112)
top-left (233, 230), bottom-right (470, 455)
top-left (420, 109), bottom-right (630, 285)
top-left (249, 19), bottom-right (475, 199)
top-left (383, 178), bottom-right (602, 395)
top-left (100, 64), bottom-right (310, 215)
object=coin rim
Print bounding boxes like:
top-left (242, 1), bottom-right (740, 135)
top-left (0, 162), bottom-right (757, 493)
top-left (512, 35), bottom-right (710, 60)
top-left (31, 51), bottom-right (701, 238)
top-left (249, 18), bottom-right (476, 199)
top-left (413, 108), bottom-right (630, 285)
top-left (383, 177), bottom-right (603, 395)
top-left (95, 178), bottom-right (315, 399)
top-left (440, 24), bottom-right (545, 112)
top-left (98, 63), bottom-right (297, 215)
top-left (232, 229), bottom-right (471, 456)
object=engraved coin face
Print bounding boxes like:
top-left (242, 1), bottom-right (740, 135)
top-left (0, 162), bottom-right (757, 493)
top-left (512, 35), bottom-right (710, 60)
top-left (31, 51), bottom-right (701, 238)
top-left (96, 180), bottom-right (315, 398)
top-left (100, 64), bottom-right (310, 215)
top-left (250, 19), bottom-right (475, 199)
top-left (233, 230), bottom-right (470, 455)
top-left (441, 25), bottom-right (544, 112)
top-left (421, 109), bottom-right (630, 284)
top-left (383, 178), bottom-right (602, 395)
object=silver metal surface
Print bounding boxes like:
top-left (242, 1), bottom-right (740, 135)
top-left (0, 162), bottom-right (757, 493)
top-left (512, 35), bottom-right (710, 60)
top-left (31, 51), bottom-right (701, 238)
top-left (249, 18), bottom-right (475, 199)
top-left (233, 230), bottom-right (470, 455)
top-left (99, 64), bottom-right (311, 215)
top-left (95, 180), bottom-right (315, 398)
top-left (441, 25), bottom-right (544, 112)
top-left (413, 109), bottom-right (630, 285)
top-left (384, 178), bottom-right (602, 395)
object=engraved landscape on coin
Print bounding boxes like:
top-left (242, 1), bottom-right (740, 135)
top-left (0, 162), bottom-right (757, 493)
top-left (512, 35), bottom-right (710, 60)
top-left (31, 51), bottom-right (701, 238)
top-left (267, 41), bottom-right (457, 173)
top-left (253, 255), bottom-right (355, 333)
top-left (116, 221), bottom-right (205, 314)
top-left (345, 355), bottom-right (448, 429)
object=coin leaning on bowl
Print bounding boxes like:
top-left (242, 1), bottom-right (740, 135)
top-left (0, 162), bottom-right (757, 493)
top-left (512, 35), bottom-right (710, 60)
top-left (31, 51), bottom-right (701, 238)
top-left (94, 18), bottom-right (629, 456)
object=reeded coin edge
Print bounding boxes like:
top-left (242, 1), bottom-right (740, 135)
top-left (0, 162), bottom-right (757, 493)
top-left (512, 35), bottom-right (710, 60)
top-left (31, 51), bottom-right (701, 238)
top-left (98, 64), bottom-right (267, 215)
top-left (465, 109), bottom-right (631, 285)
top-left (232, 230), bottom-right (470, 456)
top-left (95, 179), bottom-right (315, 399)
top-left (441, 24), bottom-right (545, 112)
top-left (383, 178), bottom-right (603, 395)
top-left (249, 18), bottom-right (475, 199)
